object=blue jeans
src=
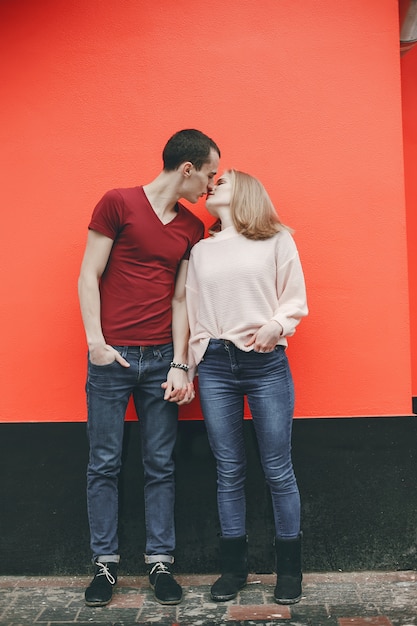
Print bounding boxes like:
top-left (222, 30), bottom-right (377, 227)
top-left (197, 339), bottom-right (300, 540)
top-left (86, 344), bottom-right (178, 565)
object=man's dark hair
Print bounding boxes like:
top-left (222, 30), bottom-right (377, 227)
top-left (162, 129), bottom-right (220, 172)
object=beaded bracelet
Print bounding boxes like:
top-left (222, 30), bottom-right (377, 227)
top-left (170, 361), bottom-right (189, 372)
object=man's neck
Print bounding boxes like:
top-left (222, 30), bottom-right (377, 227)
top-left (143, 172), bottom-right (181, 223)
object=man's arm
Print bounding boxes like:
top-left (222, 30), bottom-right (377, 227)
top-left (162, 259), bottom-right (195, 405)
top-left (78, 229), bottom-right (129, 367)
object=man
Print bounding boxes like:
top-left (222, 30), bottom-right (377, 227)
top-left (78, 129), bottom-right (220, 607)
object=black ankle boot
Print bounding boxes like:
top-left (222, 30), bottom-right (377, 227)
top-left (84, 561), bottom-right (118, 607)
top-left (149, 561), bottom-right (182, 605)
top-left (274, 534), bottom-right (302, 605)
top-left (211, 535), bottom-right (248, 602)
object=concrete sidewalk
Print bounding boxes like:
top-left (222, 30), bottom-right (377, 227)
top-left (0, 571), bottom-right (416, 625)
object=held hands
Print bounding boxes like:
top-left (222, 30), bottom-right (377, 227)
top-left (161, 368), bottom-right (195, 405)
top-left (88, 343), bottom-right (130, 367)
top-left (245, 320), bottom-right (283, 353)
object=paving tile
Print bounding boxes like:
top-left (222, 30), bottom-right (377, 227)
top-left (328, 605), bottom-right (382, 621)
top-left (107, 590), bottom-right (144, 608)
top-left (0, 572), bottom-right (416, 626)
top-left (178, 602), bottom-right (228, 624)
top-left (227, 602), bottom-right (291, 620)
top-left (136, 602), bottom-right (178, 623)
top-left (77, 606), bottom-right (141, 623)
top-left (36, 606), bottom-right (80, 622)
top-left (237, 587), bottom-right (268, 605)
top-left (0, 605), bottom-right (43, 624)
top-left (338, 618), bottom-right (393, 626)
top-left (389, 616), bottom-right (417, 626)
top-left (316, 582), bottom-right (361, 604)
top-left (290, 604), bottom-right (339, 625)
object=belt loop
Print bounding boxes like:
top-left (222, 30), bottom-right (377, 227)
top-left (120, 346), bottom-right (129, 359)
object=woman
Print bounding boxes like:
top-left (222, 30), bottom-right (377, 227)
top-left (186, 170), bottom-right (308, 605)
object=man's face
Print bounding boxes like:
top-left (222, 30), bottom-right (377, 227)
top-left (184, 149), bottom-right (220, 203)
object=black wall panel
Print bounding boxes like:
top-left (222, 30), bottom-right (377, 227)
top-left (1, 418), bottom-right (417, 576)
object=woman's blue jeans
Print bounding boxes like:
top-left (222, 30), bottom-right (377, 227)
top-left (86, 344), bottom-right (178, 565)
top-left (197, 339), bottom-right (300, 540)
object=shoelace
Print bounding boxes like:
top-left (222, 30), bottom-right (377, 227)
top-left (149, 562), bottom-right (170, 576)
top-left (95, 561), bottom-right (116, 585)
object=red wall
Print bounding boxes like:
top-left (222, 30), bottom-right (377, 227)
top-left (401, 45), bottom-right (417, 401)
top-left (0, 0), bottom-right (412, 422)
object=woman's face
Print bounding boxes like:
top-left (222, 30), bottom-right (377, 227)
top-left (205, 171), bottom-right (232, 216)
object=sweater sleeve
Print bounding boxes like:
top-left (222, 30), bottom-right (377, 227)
top-left (185, 250), bottom-right (199, 329)
top-left (185, 249), bottom-right (200, 376)
top-left (272, 233), bottom-right (308, 337)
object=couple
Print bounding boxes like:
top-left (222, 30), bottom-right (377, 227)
top-left (78, 129), bottom-right (308, 609)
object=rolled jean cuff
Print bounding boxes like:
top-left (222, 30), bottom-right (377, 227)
top-left (144, 554), bottom-right (174, 565)
top-left (93, 554), bottom-right (120, 564)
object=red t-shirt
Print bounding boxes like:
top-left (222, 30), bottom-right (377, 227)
top-left (89, 186), bottom-right (204, 345)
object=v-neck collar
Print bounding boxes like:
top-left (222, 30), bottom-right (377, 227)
top-left (140, 186), bottom-right (180, 227)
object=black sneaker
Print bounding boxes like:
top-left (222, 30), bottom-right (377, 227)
top-left (85, 561), bottom-right (118, 607)
top-left (149, 561), bottom-right (182, 605)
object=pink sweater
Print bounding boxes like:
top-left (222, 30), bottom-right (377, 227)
top-left (186, 225), bottom-right (308, 367)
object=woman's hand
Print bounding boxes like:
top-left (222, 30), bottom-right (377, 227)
top-left (161, 369), bottom-right (195, 405)
top-left (245, 320), bottom-right (283, 353)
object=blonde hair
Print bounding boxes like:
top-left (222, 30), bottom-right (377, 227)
top-left (210, 169), bottom-right (291, 240)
